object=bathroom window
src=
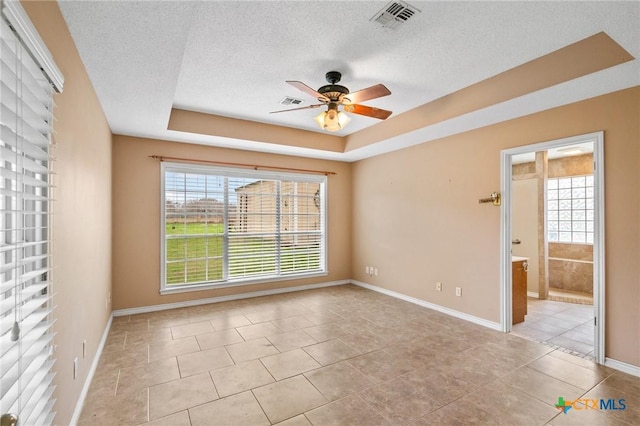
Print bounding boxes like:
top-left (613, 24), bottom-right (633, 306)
top-left (547, 175), bottom-right (594, 244)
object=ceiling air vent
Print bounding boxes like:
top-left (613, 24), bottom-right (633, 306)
top-left (371, 1), bottom-right (420, 29)
top-left (280, 96), bottom-right (304, 106)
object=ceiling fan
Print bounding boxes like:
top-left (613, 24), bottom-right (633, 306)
top-left (270, 71), bottom-right (392, 132)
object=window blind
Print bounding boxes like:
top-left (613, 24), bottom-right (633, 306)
top-left (1, 1), bottom-right (62, 424)
top-left (162, 163), bottom-right (327, 292)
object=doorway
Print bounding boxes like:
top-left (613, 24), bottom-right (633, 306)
top-left (500, 132), bottom-right (605, 364)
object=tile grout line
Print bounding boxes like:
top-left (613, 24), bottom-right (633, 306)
top-left (206, 369), bottom-right (221, 401)
top-left (146, 387), bottom-right (150, 423)
top-left (114, 369), bottom-right (121, 397)
top-left (257, 357), bottom-right (278, 383)
top-left (353, 392), bottom-right (389, 424)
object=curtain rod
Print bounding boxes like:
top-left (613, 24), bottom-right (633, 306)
top-left (149, 155), bottom-right (336, 176)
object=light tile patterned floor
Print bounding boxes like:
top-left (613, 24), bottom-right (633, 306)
top-left (512, 297), bottom-right (595, 358)
top-left (79, 284), bottom-right (640, 425)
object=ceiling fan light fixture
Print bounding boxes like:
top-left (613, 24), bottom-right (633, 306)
top-left (314, 108), bottom-right (350, 132)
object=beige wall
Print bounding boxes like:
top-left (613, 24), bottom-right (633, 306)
top-left (112, 136), bottom-right (352, 309)
top-left (352, 87), bottom-right (640, 367)
top-left (23, 2), bottom-right (113, 425)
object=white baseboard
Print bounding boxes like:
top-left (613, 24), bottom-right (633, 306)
top-left (527, 291), bottom-right (539, 298)
top-left (351, 280), bottom-right (502, 331)
top-left (113, 280), bottom-right (350, 317)
top-left (70, 312), bottom-right (113, 426)
top-left (605, 357), bottom-right (640, 378)
top-left (353, 281), bottom-right (640, 378)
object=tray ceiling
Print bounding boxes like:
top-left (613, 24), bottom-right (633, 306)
top-left (58, 1), bottom-right (639, 161)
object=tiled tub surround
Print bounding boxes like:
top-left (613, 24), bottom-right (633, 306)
top-left (549, 243), bottom-right (594, 296)
top-left (79, 285), bottom-right (639, 425)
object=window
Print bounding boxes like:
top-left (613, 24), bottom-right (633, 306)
top-left (547, 175), bottom-right (594, 244)
top-left (161, 163), bottom-right (327, 292)
top-left (1, 1), bottom-right (63, 424)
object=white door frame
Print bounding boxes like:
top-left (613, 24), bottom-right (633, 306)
top-left (500, 131), bottom-right (605, 364)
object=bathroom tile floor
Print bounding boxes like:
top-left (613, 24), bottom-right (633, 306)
top-left (79, 284), bottom-right (639, 425)
top-left (512, 297), bottom-right (595, 358)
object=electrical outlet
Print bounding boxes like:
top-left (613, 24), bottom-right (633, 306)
top-left (365, 266), bottom-right (370, 274)
top-left (455, 287), bottom-right (462, 297)
top-left (83, 339), bottom-right (87, 359)
top-left (374, 268), bottom-right (378, 276)
top-left (73, 357), bottom-right (78, 380)
top-left (436, 282), bottom-right (442, 291)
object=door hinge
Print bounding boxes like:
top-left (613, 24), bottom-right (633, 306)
top-left (594, 316), bottom-right (597, 326)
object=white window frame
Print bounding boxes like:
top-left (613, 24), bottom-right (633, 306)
top-left (160, 162), bottom-right (328, 294)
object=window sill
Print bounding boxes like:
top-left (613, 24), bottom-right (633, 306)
top-left (159, 271), bottom-right (329, 295)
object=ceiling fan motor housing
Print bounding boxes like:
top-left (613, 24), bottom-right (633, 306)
top-left (325, 71), bottom-right (342, 84)
top-left (318, 71), bottom-right (350, 102)
top-left (318, 84), bottom-right (349, 101)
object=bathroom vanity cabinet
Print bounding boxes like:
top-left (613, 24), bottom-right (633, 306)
top-left (512, 257), bottom-right (529, 324)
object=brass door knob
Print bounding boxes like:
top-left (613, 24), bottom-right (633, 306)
top-left (1, 413), bottom-right (18, 426)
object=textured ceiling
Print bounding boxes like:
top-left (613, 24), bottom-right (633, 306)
top-left (58, 1), bottom-right (639, 161)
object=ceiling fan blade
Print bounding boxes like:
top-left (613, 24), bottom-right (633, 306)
top-left (286, 81), bottom-right (329, 102)
top-left (344, 104), bottom-right (392, 120)
top-left (269, 104), bottom-right (324, 114)
top-left (345, 84), bottom-right (391, 104)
